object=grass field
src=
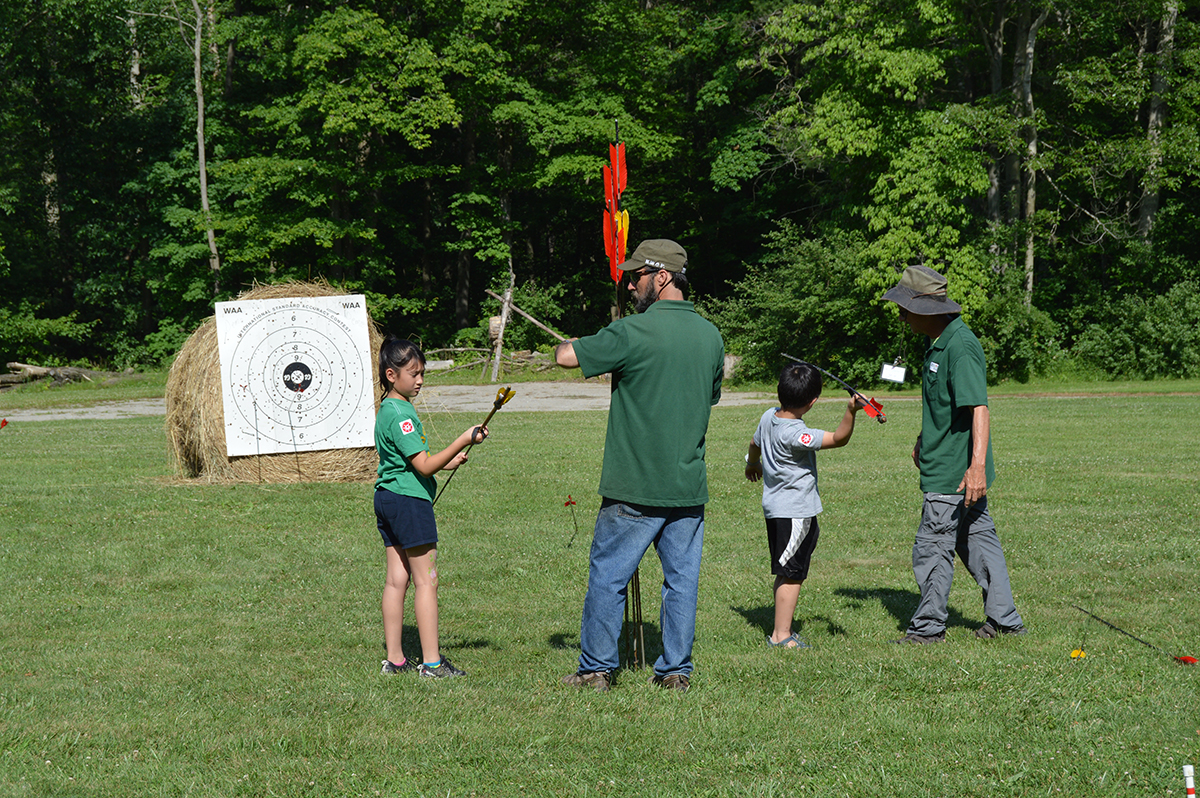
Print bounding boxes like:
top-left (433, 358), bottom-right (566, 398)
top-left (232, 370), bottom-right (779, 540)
top-left (2, 381), bottom-right (1199, 796)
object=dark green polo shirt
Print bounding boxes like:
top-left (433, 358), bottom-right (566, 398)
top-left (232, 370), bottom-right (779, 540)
top-left (573, 300), bottom-right (725, 507)
top-left (919, 316), bottom-right (995, 494)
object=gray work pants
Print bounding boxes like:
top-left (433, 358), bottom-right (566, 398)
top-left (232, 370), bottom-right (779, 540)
top-left (906, 493), bottom-right (1023, 636)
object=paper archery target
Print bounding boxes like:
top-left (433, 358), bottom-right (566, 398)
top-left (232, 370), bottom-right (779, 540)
top-left (215, 295), bottom-right (375, 457)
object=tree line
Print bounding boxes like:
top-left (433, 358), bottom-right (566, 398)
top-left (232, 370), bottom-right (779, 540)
top-left (2, 0), bottom-right (1198, 382)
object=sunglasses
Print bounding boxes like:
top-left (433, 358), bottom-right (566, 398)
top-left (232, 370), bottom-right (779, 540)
top-left (625, 268), bottom-right (659, 286)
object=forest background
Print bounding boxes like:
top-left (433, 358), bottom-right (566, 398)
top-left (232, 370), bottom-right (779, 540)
top-left (2, 0), bottom-right (1198, 385)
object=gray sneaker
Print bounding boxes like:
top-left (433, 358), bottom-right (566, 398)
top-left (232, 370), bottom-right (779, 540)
top-left (892, 631), bottom-right (946, 645)
top-left (976, 621), bottom-right (1027, 639)
top-left (418, 657), bottom-right (466, 678)
top-left (562, 670), bottom-right (611, 691)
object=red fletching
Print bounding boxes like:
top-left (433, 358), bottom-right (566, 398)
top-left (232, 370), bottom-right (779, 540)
top-left (601, 127), bottom-right (628, 283)
top-left (565, 496), bottom-right (576, 507)
top-left (0, 418), bottom-right (7, 429)
top-left (1176, 656), bottom-right (1198, 665)
top-left (611, 141), bottom-right (626, 194)
top-left (603, 201), bottom-right (614, 257)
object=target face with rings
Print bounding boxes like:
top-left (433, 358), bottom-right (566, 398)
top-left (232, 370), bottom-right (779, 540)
top-left (215, 294), bottom-right (375, 457)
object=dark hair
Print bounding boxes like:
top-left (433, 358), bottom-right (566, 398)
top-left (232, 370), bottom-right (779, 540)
top-left (669, 270), bottom-right (689, 295)
top-left (378, 335), bottom-right (425, 398)
top-left (778, 363), bottom-right (822, 410)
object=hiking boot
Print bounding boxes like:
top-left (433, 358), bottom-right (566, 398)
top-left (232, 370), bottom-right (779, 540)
top-left (976, 621), bottom-right (1028, 639)
top-left (381, 658), bottom-right (417, 675)
top-left (562, 670), bottom-right (611, 692)
top-left (649, 673), bottom-right (690, 692)
top-left (892, 631), bottom-right (946, 645)
top-left (418, 656), bottom-right (466, 678)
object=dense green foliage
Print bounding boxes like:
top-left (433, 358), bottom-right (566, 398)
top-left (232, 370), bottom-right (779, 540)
top-left (2, 0), bottom-right (1198, 380)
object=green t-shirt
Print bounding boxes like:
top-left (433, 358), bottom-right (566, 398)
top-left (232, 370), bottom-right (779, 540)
top-left (918, 316), bottom-right (995, 494)
top-left (374, 397), bottom-right (436, 502)
top-left (573, 300), bottom-right (725, 507)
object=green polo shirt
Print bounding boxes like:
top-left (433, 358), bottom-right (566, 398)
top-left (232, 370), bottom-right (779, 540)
top-left (573, 300), bottom-right (725, 507)
top-left (919, 316), bottom-right (995, 494)
top-left (374, 397), bottom-right (437, 501)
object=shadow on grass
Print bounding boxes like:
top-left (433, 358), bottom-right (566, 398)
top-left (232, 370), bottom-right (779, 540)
top-left (383, 630), bottom-right (498, 655)
top-left (834, 586), bottom-right (977, 632)
top-left (548, 621), bottom-right (664, 670)
top-left (730, 605), bottom-right (848, 639)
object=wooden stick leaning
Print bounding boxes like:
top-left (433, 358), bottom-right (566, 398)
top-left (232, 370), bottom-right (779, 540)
top-left (483, 290), bottom-right (569, 342)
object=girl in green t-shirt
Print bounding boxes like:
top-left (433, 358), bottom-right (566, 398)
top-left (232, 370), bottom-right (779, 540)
top-left (374, 336), bottom-right (486, 678)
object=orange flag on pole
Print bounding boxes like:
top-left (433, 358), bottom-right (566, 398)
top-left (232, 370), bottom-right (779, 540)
top-left (602, 123), bottom-right (628, 283)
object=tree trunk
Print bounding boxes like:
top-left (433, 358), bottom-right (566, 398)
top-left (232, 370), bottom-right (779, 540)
top-left (491, 139), bottom-right (516, 383)
top-left (975, 0), bottom-right (1012, 273)
top-left (1014, 4), bottom-right (1049, 306)
top-left (180, 0), bottom-right (221, 295)
top-left (455, 121), bottom-right (477, 329)
top-left (1139, 0), bottom-right (1178, 239)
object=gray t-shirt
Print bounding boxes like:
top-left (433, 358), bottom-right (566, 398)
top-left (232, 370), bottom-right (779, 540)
top-left (752, 408), bottom-right (826, 519)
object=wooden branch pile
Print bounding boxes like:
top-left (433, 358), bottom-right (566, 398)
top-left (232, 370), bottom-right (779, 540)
top-left (1, 362), bottom-right (120, 390)
top-left (425, 348), bottom-right (557, 375)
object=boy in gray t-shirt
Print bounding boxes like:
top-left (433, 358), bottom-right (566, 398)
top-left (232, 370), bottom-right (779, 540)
top-left (746, 363), bottom-right (861, 649)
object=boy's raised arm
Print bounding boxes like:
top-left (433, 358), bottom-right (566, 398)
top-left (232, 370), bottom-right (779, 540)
top-left (821, 396), bottom-right (862, 449)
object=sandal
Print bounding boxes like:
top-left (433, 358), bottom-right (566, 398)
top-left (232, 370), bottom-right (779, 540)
top-left (766, 632), bottom-right (810, 649)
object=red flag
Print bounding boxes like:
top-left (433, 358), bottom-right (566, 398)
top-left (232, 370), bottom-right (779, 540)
top-left (602, 125), bottom-right (629, 283)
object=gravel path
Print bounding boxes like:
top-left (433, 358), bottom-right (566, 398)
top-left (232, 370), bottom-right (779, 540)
top-left (2, 382), bottom-right (776, 422)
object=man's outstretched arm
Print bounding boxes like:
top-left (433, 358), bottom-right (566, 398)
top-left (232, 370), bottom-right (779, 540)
top-left (555, 339), bottom-right (579, 369)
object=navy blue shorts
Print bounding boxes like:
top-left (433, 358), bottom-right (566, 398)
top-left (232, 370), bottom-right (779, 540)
top-left (374, 489), bottom-right (438, 550)
top-left (765, 516), bottom-right (820, 580)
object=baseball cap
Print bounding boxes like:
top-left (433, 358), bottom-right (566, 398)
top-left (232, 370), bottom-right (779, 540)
top-left (619, 239), bottom-right (687, 274)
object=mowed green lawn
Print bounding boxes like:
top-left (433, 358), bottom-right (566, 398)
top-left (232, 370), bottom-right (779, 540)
top-left (1, 389), bottom-right (1198, 797)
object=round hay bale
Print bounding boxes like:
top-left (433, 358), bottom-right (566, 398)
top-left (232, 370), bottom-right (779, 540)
top-left (165, 280), bottom-right (383, 483)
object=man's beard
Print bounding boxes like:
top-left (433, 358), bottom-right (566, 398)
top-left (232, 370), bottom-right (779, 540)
top-left (634, 281), bottom-right (659, 313)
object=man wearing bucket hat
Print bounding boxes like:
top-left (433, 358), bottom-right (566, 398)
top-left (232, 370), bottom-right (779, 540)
top-left (883, 265), bottom-right (1026, 644)
top-left (555, 239), bottom-right (725, 692)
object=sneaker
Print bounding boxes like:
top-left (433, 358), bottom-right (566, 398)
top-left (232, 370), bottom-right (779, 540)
top-left (649, 673), bottom-right (690, 692)
top-left (892, 631), bottom-right (946, 645)
top-left (381, 658), bottom-right (417, 674)
top-left (976, 621), bottom-right (1028, 639)
top-left (418, 657), bottom-right (466, 678)
top-left (562, 670), bottom-right (611, 692)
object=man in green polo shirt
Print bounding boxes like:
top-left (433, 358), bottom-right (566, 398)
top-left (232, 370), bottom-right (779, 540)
top-left (883, 265), bottom-right (1025, 644)
top-left (555, 238), bottom-right (725, 692)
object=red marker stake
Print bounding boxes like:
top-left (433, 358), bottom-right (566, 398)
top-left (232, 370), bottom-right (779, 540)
top-left (565, 496), bottom-right (581, 548)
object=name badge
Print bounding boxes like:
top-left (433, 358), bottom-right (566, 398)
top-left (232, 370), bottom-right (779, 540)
top-left (929, 362), bottom-right (939, 374)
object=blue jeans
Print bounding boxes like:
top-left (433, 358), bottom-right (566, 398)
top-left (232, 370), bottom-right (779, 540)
top-left (578, 500), bottom-right (705, 677)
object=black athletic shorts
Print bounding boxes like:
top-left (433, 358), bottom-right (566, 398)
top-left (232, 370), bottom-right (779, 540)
top-left (765, 516), bottom-right (820, 580)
